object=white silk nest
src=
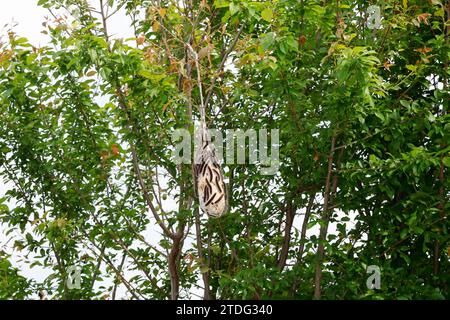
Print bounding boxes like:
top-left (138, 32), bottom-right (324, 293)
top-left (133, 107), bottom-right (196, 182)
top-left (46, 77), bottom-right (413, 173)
top-left (194, 128), bottom-right (227, 217)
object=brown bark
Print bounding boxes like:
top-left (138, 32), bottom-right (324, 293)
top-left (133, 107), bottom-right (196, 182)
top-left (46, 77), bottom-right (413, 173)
top-left (277, 199), bottom-right (295, 270)
top-left (168, 232), bottom-right (183, 300)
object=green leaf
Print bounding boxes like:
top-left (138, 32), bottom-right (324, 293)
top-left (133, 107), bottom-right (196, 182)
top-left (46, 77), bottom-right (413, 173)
top-left (261, 8), bottom-right (273, 22)
top-left (86, 70), bottom-right (97, 77)
top-left (214, 0), bottom-right (230, 9)
top-left (400, 228), bottom-right (408, 239)
top-left (442, 157), bottom-right (450, 167)
top-left (229, 2), bottom-right (239, 15)
top-left (200, 265), bottom-right (209, 273)
top-left (138, 69), bottom-right (164, 81)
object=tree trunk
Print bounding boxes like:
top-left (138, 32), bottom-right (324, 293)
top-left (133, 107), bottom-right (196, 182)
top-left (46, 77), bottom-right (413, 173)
top-left (313, 135), bottom-right (336, 299)
top-left (277, 199), bottom-right (295, 270)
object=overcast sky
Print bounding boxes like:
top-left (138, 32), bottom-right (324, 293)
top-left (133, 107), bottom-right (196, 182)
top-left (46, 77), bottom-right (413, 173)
top-left (0, 1), bottom-right (49, 45)
top-left (0, 0), bottom-right (135, 46)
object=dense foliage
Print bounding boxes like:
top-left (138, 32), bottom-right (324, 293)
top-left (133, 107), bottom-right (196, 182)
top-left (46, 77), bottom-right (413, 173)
top-left (0, 0), bottom-right (449, 300)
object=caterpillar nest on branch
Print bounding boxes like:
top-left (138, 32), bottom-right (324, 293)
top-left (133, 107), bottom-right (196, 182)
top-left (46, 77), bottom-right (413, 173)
top-left (194, 128), bottom-right (227, 217)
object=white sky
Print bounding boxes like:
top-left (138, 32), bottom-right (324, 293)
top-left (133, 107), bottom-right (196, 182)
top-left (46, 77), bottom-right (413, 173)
top-left (0, 1), bottom-right (49, 46)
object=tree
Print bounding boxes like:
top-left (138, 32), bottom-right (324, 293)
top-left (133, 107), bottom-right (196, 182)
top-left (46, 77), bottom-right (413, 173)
top-left (0, 0), bottom-right (448, 300)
